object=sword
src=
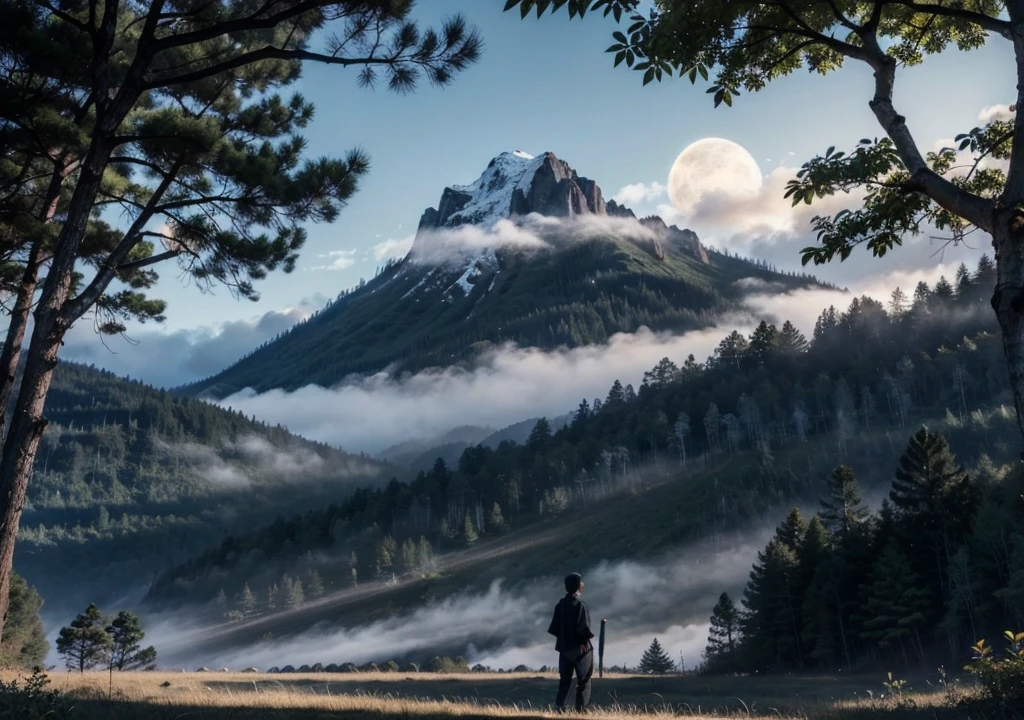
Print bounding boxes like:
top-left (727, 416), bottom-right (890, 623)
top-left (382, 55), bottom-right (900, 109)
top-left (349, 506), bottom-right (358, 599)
top-left (599, 618), bottom-right (607, 677)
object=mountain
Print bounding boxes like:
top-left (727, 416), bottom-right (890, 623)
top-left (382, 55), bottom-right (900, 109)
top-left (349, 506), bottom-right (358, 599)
top-left (377, 413), bottom-right (573, 471)
top-left (180, 150), bottom-right (828, 399)
top-left (14, 361), bottom-right (392, 620)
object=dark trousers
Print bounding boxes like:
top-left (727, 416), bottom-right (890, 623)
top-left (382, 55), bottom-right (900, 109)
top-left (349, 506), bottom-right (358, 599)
top-left (555, 649), bottom-right (593, 711)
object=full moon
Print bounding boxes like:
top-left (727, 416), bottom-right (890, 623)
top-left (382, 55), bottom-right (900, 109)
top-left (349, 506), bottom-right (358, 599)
top-left (668, 137), bottom-right (763, 217)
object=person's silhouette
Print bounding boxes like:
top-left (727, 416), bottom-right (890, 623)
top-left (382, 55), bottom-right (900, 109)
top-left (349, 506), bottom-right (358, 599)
top-left (546, 572), bottom-right (594, 712)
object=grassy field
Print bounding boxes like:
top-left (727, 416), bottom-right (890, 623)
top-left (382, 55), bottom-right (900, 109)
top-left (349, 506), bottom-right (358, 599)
top-left (0, 669), bottom-right (997, 720)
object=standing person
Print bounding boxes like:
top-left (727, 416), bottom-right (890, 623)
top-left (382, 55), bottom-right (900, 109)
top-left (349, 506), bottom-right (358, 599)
top-left (547, 572), bottom-right (595, 713)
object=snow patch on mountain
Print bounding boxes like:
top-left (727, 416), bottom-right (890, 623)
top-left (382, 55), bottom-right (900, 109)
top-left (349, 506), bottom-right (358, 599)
top-left (446, 248), bottom-right (499, 298)
top-left (447, 151), bottom-right (546, 228)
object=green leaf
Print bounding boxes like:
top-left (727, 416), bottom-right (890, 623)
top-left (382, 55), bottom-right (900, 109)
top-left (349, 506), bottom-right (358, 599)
top-left (643, 66), bottom-right (656, 85)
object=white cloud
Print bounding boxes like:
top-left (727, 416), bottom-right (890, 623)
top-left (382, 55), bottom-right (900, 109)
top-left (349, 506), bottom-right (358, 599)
top-left (370, 235), bottom-right (415, 262)
top-left (612, 181), bottom-right (666, 206)
top-left (61, 294), bottom-right (329, 388)
top-left (218, 323), bottom-right (746, 454)
top-left (979, 103), bottom-right (1014, 124)
top-left (311, 249), bottom-right (357, 271)
top-left (409, 218), bottom-right (550, 265)
top-left (647, 164), bottom-right (868, 251)
top-left (409, 214), bottom-right (660, 268)
top-left (152, 433), bottom-right (380, 491)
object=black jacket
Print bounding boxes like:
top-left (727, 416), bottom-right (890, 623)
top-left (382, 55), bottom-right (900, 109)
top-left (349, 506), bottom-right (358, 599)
top-left (547, 593), bottom-right (594, 658)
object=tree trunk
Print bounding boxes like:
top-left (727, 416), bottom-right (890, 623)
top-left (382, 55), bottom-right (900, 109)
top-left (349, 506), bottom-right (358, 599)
top-left (0, 140), bottom-right (110, 642)
top-left (0, 164), bottom-right (71, 435)
top-left (0, 311), bottom-right (64, 641)
top-left (0, 247), bottom-right (41, 437)
top-left (991, 213), bottom-right (1024, 456)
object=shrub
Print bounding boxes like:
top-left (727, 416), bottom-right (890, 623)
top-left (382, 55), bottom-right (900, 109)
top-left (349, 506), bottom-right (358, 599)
top-left (382, 660), bottom-right (401, 673)
top-left (0, 668), bottom-right (70, 718)
top-left (339, 663), bottom-right (358, 673)
top-left (424, 656), bottom-right (469, 673)
top-left (964, 631), bottom-right (1024, 704)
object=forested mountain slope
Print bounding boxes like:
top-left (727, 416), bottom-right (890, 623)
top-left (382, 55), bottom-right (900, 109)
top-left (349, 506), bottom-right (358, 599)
top-left (146, 256), bottom-right (1023, 672)
top-left (13, 361), bottom-right (391, 619)
top-left (181, 151), bottom-right (827, 398)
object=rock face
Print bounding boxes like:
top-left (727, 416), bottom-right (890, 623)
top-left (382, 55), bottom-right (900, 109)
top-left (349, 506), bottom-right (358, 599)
top-left (639, 216), bottom-right (710, 264)
top-left (412, 149), bottom-right (710, 265)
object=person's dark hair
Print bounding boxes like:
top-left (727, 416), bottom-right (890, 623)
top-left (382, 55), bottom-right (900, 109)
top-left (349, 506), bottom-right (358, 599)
top-left (565, 573), bottom-right (582, 594)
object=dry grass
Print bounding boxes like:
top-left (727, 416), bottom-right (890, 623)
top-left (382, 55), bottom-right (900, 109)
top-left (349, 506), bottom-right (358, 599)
top-left (0, 670), bottom-right (990, 720)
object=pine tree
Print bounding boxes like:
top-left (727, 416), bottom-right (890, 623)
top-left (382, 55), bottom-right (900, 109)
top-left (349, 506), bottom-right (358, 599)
top-left (488, 502), bottom-right (506, 533)
top-left (307, 569), bottom-right (325, 600)
top-left (741, 539), bottom-right (803, 670)
top-left (105, 610), bottom-right (157, 671)
top-left (0, 571), bottom-right (47, 670)
top-left (463, 512), bottom-right (478, 546)
top-left (800, 571), bottom-right (837, 668)
top-left (56, 603), bottom-right (111, 673)
top-left (376, 535), bottom-right (397, 576)
top-left (775, 508), bottom-right (805, 554)
top-left (606, 380), bottom-right (626, 406)
top-left (777, 321), bottom-right (809, 355)
top-left (858, 543), bottom-right (931, 665)
top-left (287, 579), bottom-right (305, 609)
top-left (819, 465), bottom-right (869, 537)
top-left (395, 538), bottom-right (413, 574)
top-left (528, 418), bottom-right (552, 447)
top-left (748, 321), bottom-right (780, 364)
top-left (237, 583), bottom-right (256, 618)
top-left (891, 427), bottom-right (977, 554)
top-left (705, 592), bottom-right (741, 672)
top-left (266, 583), bottom-right (278, 610)
top-left (638, 638), bottom-right (675, 674)
top-left (954, 263), bottom-right (974, 298)
top-left (418, 536), bottom-right (436, 573)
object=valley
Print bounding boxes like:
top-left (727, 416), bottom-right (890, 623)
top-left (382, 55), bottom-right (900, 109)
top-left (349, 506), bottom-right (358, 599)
top-left (1, 3), bottom-right (1022, 718)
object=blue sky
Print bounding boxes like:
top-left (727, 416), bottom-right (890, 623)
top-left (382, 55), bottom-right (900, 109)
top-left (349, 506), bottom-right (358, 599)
top-left (61, 1), bottom-right (1015, 387)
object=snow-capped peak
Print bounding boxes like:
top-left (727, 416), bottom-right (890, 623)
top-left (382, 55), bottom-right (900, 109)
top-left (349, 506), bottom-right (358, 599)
top-left (445, 151), bottom-right (546, 228)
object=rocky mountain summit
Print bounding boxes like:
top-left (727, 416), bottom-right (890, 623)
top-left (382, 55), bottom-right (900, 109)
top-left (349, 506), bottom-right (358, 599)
top-left (413, 150), bottom-right (709, 265)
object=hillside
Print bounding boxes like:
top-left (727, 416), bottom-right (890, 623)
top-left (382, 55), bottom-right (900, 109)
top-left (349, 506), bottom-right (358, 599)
top-left (378, 414), bottom-right (573, 471)
top-left (144, 256), bottom-right (1024, 672)
top-left (13, 361), bottom-right (392, 620)
top-left (180, 150), bottom-right (827, 398)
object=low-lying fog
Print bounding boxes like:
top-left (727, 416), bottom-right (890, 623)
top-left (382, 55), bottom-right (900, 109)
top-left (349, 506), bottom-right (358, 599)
top-left (143, 527), bottom-right (772, 672)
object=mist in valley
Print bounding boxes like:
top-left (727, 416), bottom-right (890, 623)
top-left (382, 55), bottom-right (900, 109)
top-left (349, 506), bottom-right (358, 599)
top-left (145, 526), bottom-right (774, 672)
